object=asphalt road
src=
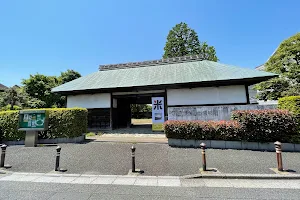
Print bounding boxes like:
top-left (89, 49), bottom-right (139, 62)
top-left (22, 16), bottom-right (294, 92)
top-left (4, 142), bottom-right (300, 175)
top-left (1, 181), bottom-right (300, 200)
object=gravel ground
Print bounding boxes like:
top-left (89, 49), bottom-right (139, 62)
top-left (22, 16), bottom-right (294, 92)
top-left (3, 142), bottom-right (300, 176)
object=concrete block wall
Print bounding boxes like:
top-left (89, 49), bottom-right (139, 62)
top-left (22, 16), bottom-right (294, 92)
top-left (168, 104), bottom-right (277, 121)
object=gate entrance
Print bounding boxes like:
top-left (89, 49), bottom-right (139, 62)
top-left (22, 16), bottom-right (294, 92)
top-left (111, 91), bottom-right (166, 130)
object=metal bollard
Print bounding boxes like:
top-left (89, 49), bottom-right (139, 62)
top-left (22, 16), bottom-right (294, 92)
top-left (1, 144), bottom-right (11, 169)
top-left (1, 144), bottom-right (7, 168)
top-left (55, 146), bottom-right (61, 171)
top-left (131, 145), bottom-right (136, 172)
top-left (200, 143), bottom-right (207, 171)
top-left (274, 141), bottom-right (283, 171)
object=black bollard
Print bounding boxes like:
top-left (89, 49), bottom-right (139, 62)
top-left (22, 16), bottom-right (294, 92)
top-left (1, 144), bottom-right (7, 168)
top-left (54, 146), bottom-right (67, 172)
top-left (55, 146), bottom-right (61, 171)
top-left (1, 144), bottom-right (12, 169)
top-left (131, 145), bottom-right (136, 172)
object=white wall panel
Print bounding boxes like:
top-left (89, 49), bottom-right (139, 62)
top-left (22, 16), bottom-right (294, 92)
top-left (167, 85), bottom-right (247, 106)
top-left (67, 93), bottom-right (111, 108)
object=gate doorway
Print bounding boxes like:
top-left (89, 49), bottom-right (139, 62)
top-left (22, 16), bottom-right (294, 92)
top-left (111, 91), bottom-right (166, 130)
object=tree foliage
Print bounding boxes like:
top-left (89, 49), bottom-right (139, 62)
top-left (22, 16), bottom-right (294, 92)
top-left (256, 33), bottom-right (300, 100)
top-left (0, 69), bottom-right (82, 110)
top-left (60, 69), bottom-right (81, 84)
top-left (0, 86), bottom-right (23, 110)
top-left (131, 104), bottom-right (152, 119)
top-left (163, 22), bottom-right (218, 61)
top-left (22, 74), bottom-right (61, 108)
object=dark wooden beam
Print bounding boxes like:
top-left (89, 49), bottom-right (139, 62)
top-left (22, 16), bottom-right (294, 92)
top-left (168, 102), bottom-right (249, 107)
top-left (245, 85), bottom-right (250, 104)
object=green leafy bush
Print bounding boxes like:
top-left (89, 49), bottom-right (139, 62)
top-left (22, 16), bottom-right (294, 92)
top-left (0, 108), bottom-right (88, 141)
top-left (165, 109), bottom-right (298, 143)
top-left (164, 120), bottom-right (242, 141)
top-left (0, 111), bottom-right (24, 141)
top-left (278, 96), bottom-right (300, 116)
top-left (1, 105), bottom-right (22, 111)
top-left (231, 110), bottom-right (297, 142)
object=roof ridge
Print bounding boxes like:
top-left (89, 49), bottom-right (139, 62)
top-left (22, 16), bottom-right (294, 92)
top-left (99, 55), bottom-right (204, 71)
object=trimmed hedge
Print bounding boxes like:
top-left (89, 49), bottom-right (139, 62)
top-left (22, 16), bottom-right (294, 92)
top-left (0, 108), bottom-right (88, 141)
top-left (278, 96), bottom-right (300, 116)
top-left (278, 96), bottom-right (300, 129)
top-left (0, 111), bottom-right (23, 141)
top-left (164, 120), bottom-right (242, 141)
top-left (165, 109), bottom-right (298, 143)
top-left (231, 109), bottom-right (298, 143)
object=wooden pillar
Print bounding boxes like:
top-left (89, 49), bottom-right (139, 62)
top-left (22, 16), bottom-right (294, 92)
top-left (110, 93), bottom-right (113, 130)
top-left (164, 89), bottom-right (168, 121)
top-left (245, 85), bottom-right (250, 104)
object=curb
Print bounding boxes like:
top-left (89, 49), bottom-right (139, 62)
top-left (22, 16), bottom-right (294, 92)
top-left (2, 169), bottom-right (300, 180)
top-left (182, 173), bottom-right (300, 180)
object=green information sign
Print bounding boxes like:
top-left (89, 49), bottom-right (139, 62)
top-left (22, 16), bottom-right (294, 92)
top-left (19, 110), bottom-right (49, 131)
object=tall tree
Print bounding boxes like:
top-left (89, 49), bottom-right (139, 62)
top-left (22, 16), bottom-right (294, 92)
top-left (1, 86), bottom-right (22, 110)
top-left (22, 74), bottom-right (61, 108)
top-left (163, 22), bottom-right (218, 61)
top-left (59, 69), bottom-right (81, 84)
top-left (21, 69), bottom-right (82, 108)
top-left (255, 33), bottom-right (300, 100)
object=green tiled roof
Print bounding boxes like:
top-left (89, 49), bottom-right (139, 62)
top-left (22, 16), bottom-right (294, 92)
top-left (52, 60), bottom-right (277, 93)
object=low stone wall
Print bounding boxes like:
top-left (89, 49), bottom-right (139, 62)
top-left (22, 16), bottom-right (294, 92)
top-left (168, 104), bottom-right (277, 121)
top-left (168, 139), bottom-right (300, 152)
top-left (2, 135), bottom-right (85, 146)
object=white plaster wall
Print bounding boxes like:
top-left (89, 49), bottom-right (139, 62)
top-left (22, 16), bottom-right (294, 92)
top-left (67, 93), bottom-right (111, 109)
top-left (167, 85), bottom-right (247, 106)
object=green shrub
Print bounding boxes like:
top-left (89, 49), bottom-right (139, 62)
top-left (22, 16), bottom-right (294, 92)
top-left (278, 96), bottom-right (300, 135)
top-left (41, 108), bottom-right (88, 139)
top-left (164, 120), bottom-right (242, 141)
top-left (165, 109), bottom-right (298, 143)
top-left (0, 108), bottom-right (88, 141)
top-left (231, 109), bottom-right (298, 142)
top-left (278, 96), bottom-right (300, 116)
top-left (0, 111), bottom-right (24, 141)
top-left (1, 105), bottom-right (22, 111)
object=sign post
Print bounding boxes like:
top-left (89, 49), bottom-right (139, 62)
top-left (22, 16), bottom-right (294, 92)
top-left (18, 110), bottom-right (49, 147)
top-left (151, 97), bottom-right (165, 131)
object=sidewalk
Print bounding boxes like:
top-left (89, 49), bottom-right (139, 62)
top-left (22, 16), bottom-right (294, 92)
top-left (1, 171), bottom-right (300, 189)
top-left (2, 178), bottom-right (300, 200)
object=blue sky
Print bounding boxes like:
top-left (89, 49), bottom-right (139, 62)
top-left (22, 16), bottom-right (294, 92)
top-left (0, 0), bottom-right (299, 87)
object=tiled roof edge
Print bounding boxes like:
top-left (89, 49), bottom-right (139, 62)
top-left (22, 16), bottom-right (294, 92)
top-left (99, 55), bottom-right (204, 71)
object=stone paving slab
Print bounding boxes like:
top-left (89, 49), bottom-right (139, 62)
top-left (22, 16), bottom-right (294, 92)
top-left (90, 176), bottom-right (117, 184)
top-left (112, 176), bottom-right (137, 185)
top-left (49, 176), bottom-right (77, 183)
top-left (71, 176), bottom-right (98, 184)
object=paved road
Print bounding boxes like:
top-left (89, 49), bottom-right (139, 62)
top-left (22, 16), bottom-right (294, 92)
top-left (4, 142), bottom-right (300, 175)
top-left (1, 180), bottom-right (300, 200)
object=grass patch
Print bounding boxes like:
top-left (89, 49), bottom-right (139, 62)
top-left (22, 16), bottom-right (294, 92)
top-left (132, 118), bottom-right (152, 124)
top-left (86, 132), bottom-right (96, 137)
